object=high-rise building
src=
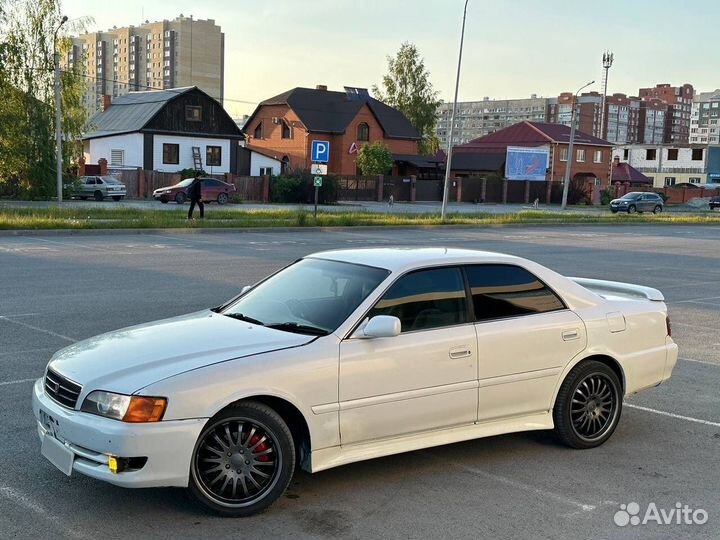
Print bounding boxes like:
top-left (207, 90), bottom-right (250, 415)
top-left (690, 89), bottom-right (720, 145)
top-left (638, 99), bottom-right (667, 144)
top-left (638, 83), bottom-right (694, 143)
top-left (436, 95), bottom-right (549, 146)
top-left (68, 15), bottom-right (224, 115)
top-left (604, 93), bottom-right (640, 144)
top-left (547, 92), bottom-right (603, 137)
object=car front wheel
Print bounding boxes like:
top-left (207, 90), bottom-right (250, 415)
top-left (653, 205), bottom-right (662, 214)
top-left (552, 360), bottom-right (622, 449)
top-left (189, 401), bottom-right (295, 517)
top-left (627, 205), bottom-right (636, 214)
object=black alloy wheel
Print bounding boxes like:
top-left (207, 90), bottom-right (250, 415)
top-left (553, 360), bottom-right (622, 449)
top-left (189, 402), bottom-right (295, 517)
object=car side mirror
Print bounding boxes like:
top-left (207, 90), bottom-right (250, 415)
top-left (361, 316), bottom-right (401, 338)
top-left (240, 285), bottom-right (252, 295)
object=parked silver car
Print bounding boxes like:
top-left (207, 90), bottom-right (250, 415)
top-left (610, 192), bottom-right (664, 214)
top-left (76, 176), bottom-right (127, 201)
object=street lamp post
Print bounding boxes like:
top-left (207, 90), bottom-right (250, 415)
top-left (54, 15), bottom-right (68, 203)
top-left (440, 0), bottom-right (469, 221)
top-left (560, 80), bottom-right (594, 210)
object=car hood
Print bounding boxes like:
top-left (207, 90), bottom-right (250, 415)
top-left (610, 198), bottom-right (632, 204)
top-left (48, 310), bottom-right (313, 395)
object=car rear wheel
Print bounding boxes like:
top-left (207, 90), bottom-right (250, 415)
top-left (217, 192), bottom-right (229, 205)
top-left (189, 401), bottom-right (295, 517)
top-left (175, 192), bottom-right (186, 204)
top-left (80, 196), bottom-right (88, 200)
top-left (627, 205), bottom-right (636, 214)
top-left (552, 360), bottom-right (622, 449)
top-left (653, 205), bottom-right (662, 214)
top-left (94, 191), bottom-right (103, 202)
top-left (112, 196), bottom-right (122, 201)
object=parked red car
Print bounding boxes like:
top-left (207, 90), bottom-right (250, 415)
top-left (152, 177), bottom-right (236, 205)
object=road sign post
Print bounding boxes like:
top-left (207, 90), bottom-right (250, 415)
top-left (313, 176), bottom-right (323, 217)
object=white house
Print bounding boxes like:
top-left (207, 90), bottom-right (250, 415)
top-left (612, 144), bottom-right (708, 187)
top-left (82, 87), bottom-right (244, 175)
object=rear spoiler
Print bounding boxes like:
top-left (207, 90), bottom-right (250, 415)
top-left (569, 277), bottom-right (665, 302)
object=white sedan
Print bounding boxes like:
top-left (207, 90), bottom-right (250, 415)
top-left (32, 248), bottom-right (678, 516)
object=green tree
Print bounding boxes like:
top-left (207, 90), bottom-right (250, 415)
top-left (372, 42), bottom-right (442, 155)
top-left (0, 0), bottom-right (89, 198)
top-left (356, 141), bottom-right (393, 175)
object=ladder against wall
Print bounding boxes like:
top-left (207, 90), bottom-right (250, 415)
top-left (192, 147), bottom-right (202, 170)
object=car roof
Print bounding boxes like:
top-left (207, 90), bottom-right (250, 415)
top-left (308, 247), bottom-right (525, 273)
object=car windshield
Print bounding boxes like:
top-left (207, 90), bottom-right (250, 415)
top-left (100, 176), bottom-right (121, 184)
top-left (620, 193), bottom-right (642, 200)
top-left (177, 179), bottom-right (195, 187)
top-left (221, 258), bottom-right (389, 335)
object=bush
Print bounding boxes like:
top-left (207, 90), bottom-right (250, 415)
top-left (600, 188), bottom-right (614, 206)
top-left (269, 173), bottom-right (339, 204)
top-left (62, 175), bottom-right (83, 199)
top-left (567, 180), bottom-right (589, 205)
top-left (178, 168), bottom-right (206, 179)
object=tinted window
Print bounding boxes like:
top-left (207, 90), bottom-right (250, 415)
top-left (465, 265), bottom-right (564, 322)
top-left (95, 177), bottom-right (104, 184)
top-left (85, 177), bottom-right (95, 185)
top-left (368, 267), bottom-right (467, 332)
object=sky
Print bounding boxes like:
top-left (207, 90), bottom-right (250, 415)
top-left (61, 0), bottom-right (720, 118)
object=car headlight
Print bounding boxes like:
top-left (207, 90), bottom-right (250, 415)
top-left (81, 390), bottom-right (167, 422)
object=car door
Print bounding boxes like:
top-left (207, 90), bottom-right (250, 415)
top-left (338, 266), bottom-right (478, 445)
top-left (82, 176), bottom-right (95, 196)
top-left (203, 179), bottom-right (220, 201)
top-left (464, 264), bottom-right (588, 422)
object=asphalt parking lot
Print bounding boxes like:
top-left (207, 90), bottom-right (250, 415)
top-left (1, 225), bottom-right (719, 540)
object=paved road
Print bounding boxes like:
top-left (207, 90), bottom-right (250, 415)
top-left (1, 225), bottom-right (718, 540)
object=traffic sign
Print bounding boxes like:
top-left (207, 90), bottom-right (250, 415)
top-left (312, 163), bottom-right (328, 175)
top-left (313, 176), bottom-right (323, 187)
top-left (311, 140), bottom-right (330, 163)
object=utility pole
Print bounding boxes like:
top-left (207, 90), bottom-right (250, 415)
top-left (440, 0), bottom-right (469, 221)
top-left (561, 80), bottom-right (595, 210)
top-left (54, 15), bottom-right (68, 203)
top-left (599, 51), bottom-right (614, 139)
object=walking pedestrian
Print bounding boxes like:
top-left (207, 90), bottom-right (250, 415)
top-left (187, 177), bottom-right (204, 220)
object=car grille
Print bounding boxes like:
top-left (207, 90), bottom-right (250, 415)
top-left (45, 368), bottom-right (82, 409)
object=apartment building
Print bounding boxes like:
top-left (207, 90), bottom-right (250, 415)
top-left (436, 96), bottom-right (549, 146)
top-left (612, 144), bottom-right (707, 187)
top-left (690, 89), bottom-right (720, 145)
top-left (638, 99), bottom-right (667, 144)
top-left (638, 83), bottom-right (694, 143)
top-left (68, 15), bottom-right (224, 115)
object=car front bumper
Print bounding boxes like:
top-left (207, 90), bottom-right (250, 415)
top-left (32, 379), bottom-right (206, 488)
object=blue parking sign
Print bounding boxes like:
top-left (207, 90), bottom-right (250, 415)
top-left (311, 140), bottom-right (330, 163)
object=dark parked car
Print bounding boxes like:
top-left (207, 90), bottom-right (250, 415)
top-left (609, 192), bottom-right (664, 214)
top-left (152, 177), bottom-right (236, 205)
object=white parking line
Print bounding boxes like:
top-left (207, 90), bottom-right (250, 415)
top-left (423, 452), bottom-right (596, 513)
top-left (0, 378), bottom-right (37, 387)
top-left (625, 403), bottom-right (720, 428)
top-left (0, 485), bottom-right (94, 540)
top-left (0, 316), bottom-right (76, 343)
top-left (0, 347), bottom-right (55, 358)
top-left (680, 356), bottom-right (719, 367)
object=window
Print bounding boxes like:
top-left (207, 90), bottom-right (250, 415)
top-left (357, 122), bottom-right (370, 142)
top-left (185, 105), bottom-right (202, 122)
top-left (162, 143), bottom-right (179, 164)
top-left (689, 177), bottom-right (701, 183)
top-left (692, 148), bottom-right (704, 160)
top-left (281, 156), bottom-right (289, 174)
top-left (646, 148), bottom-right (657, 160)
top-left (593, 150), bottom-right (603, 163)
top-left (95, 177), bottom-right (104, 184)
top-left (465, 265), bottom-right (564, 322)
top-left (665, 177), bottom-right (676, 186)
top-left (576, 149), bottom-right (586, 162)
top-left (259, 167), bottom-right (273, 176)
top-left (559, 148), bottom-right (568, 161)
top-left (623, 148), bottom-right (629, 160)
top-left (368, 267), bottom-right (467, 333)
top-left (281, 121), bottom-right (292, 139)
top-left (206, 146), bottom-right (221, 166)
top-left (254, 122), bottom-right (263, 139)
top-left (667, 148), bottom-right (679, 160)
top-left (110, 149), bottom-right (124, 167)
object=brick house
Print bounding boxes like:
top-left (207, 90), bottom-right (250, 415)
top-left (452, 121), bottom-right (614, 187)
top-left (243, 85), bottom-right (421, 175)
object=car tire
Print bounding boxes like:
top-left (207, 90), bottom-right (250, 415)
top-left (160, 197), bottom-right (169, 204)
top-left (217, 192), bottom-right (229, 205)
top-left (627, 205), bottom-right (636, 214)
top-left (94, 191), bottom-right (104, 202)
top-left (175, 192), bottom-right (186, 205)
top-left (112, 196), bottom-right (123, 202)
top-left (611, 210), bottom-right (618, 214)
top-left (80, 196), bottom-right (88, 200)
top-left (189, 401), bottom-right (295, 517)
top-left (653, 205), bottom-right (662, 214)
top-left (553, 360), bottom-right (622, 449)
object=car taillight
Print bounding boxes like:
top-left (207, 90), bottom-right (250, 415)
top-left (666, 315), bottom-right (672, 337)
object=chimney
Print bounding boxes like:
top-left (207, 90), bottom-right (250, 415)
top-left (102, 95), bottom-right (112, 111)
top-left (316, 84), bottom-right (327, 91)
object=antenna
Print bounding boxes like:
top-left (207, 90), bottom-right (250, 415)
top-left (599, 51), bottom-right (614, 139)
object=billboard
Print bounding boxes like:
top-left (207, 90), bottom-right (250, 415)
top-left (505, 146), bottom-right (549, 181)
top-left (707, 145), bottom-right (720, 183)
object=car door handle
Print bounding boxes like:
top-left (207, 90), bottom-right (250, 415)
top-left (562, 329), bottom-right (579, 341)
top-left (449, 347), bottom-right (472, 359)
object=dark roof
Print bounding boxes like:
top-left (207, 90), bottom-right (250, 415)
top-left (250, 87), bottom-right (421, 140)
top-left (450, 152), bottom-right (505, 172)
top-left (611, 162), bottom-right (652, 184)
top-left (392, 153), bottom-right (443, 168)
top-left (457, 121), bottom-right (612, 150)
